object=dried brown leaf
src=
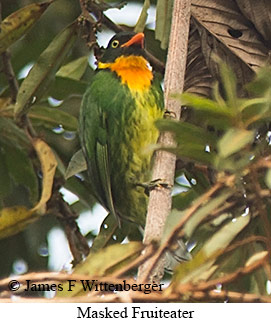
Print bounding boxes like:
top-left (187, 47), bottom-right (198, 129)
top-left (184, 22), bottom-right (213, 97)
top-left (235, 0), bottom-right (271, 45)
top-left (190, 0), bottom-right (269, 90)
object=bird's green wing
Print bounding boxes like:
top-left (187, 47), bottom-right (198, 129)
top-left (79, 82), bottom-right (119, 225)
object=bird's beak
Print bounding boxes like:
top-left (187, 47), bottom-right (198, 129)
top-left (121, 33), bottom-right (144, 48)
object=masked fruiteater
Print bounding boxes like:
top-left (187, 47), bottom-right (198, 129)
top-left (79, 32), bottom-right (164, 227)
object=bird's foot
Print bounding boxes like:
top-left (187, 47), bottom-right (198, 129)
top-left (164, 109), bottom-right (177, 119)
top-left (136, 179), bottom-right (172, 196)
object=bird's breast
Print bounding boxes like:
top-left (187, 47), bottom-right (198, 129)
top-left (98, 55), bottom-right (153, 92)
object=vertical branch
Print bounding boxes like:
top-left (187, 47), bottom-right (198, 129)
top-left (137, 0), bottom-right (191, 282)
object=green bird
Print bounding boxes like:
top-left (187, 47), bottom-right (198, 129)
top-left (79, 32), bottom-right (164, 227)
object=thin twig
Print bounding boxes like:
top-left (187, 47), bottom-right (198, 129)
top-left (1, 51), bottom-right (19, 103)
top-left (139, 180), bottom-right (224, 283)
top-left (79, 0), bottom-right (98, 25)
top-left (1, 266), bottom-right (270, 303)
top-left (176, 252), bottom-right (268, 294)
top-left (1, 289), bottom-right (271, 303)
top-left (85, 1), bottom-right (165, 73)
top-left (250, 168), bottom-right (271, 271)
top-left (190, 290), bottom-right (271, 303)
top-left (112, 242), bottom-right (155, 278)
top-left (224, 235), bottom-right (268, 254)
top-left (50, 191), bottom-right (90, 265)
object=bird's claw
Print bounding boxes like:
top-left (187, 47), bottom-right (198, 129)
top-left (164, 110), bottom-right (176, 119)
top-left (136, 179), bottom-right (172, 196)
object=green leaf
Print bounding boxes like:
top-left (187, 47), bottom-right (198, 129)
top-left (0, 138), bottom-right (57, 239)
top-left (58, 241), bottom-right (143, 297)
top-left (265, 169), bottom-right (271, 189)
top-left (180, 93), bottom-right (233, 118)
top-left (183, 189), bottom-right (233, 238)
top-left (1, 141), bottom-right (39, 205)
top-left (0, 206), bottom-right (39, 240)
top-left (48, 76), bottom-right (87, 100)
top-left (65, 149), bottom-right (87, 180)
top-left (164, 144), bottom-right (215, 165)
top-left (156, 119), bottom-right (216, 146)
top-left (172, 189), bottom-right (199, 211)
top-left (203, 214), bottom-right (250, 258)
top-left (162, 209), bottom-right (185, 244)
top-left (14, 21), bottom-right (78, 119)
top-left (219, 61), bottom-right (238, 110)
top-left (90, 213), bottom-right (125, 253)
top-left (218, 128), bottom-right (255, 158)
top-left (56, 56), bottom-right (89, 80)
top-left (239, 97), bottom-right (268, 113)
top-left (214, 152), bottom-right (253, 172)
top-left (163, 189), bottom-right (233, 245)
top-left (157, 119), bottom-right (216, 164)
top-left (83, 241), bottom-right (143, 275)
top-left (171, 249), bottom-right (217, 285)
top-left (0, 1), bottom-right (51, 55)
top-left (0, 116), bottom-right (30, 148)
top-left (0, 148), bottom-right (12, 202)
top-left (57, 95), bottom-right (82, 117)
top-left (172, 213), bottom-right (250, 285)
top-left (175, 144), bottom-right (214, 165)
top-left (0, 118), bottom-right (39, 207)
top-left (245, 251), bottom-right (267, 267)
top-left (240, 98), bottom-right (270, 126)
top-left (29, 105), bottom-right (78, 131)
top-left (134, 0), bottom-right (150, 33)
top-left (64, 177), bottom-right (96, 210)
top-left (246, 66), bottom-right (271, 96)
top-left (155, 0), bottom-right (173, 49)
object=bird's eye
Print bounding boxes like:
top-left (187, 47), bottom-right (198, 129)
top-left (111, 40), bottom-right (119, 48)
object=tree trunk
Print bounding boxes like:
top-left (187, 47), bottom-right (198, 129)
top-left (137, 0), bottom-right (191, 282)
